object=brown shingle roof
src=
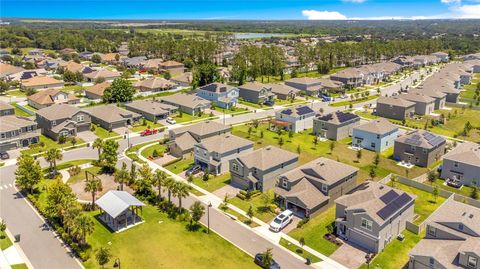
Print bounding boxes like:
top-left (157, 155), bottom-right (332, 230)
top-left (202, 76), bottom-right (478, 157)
top-left (237, 146), bottom-right (299, 171)
top-left (354, 118), bottom-right (398, 135)
top-left (21, 76), bottom-right (64, 87)
top-left (84, 81), bottom-right (111, 97)
top-left (27, 89), bottom-right (79, 105)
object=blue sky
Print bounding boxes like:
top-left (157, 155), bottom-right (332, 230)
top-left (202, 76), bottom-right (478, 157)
top-left (1, 0), bottom-right (480, 20)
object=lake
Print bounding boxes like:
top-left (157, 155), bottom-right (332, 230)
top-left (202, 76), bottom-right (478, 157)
top-left (233, 33), bottom-right (289, 39)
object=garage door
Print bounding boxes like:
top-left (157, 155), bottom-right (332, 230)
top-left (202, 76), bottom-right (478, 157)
top-left (0, 142), bottom-right (17, 152)
top-left (348, 230), bottom-right (377, 252)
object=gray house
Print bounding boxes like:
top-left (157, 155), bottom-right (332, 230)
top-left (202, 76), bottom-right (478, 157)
top-left (398, 92), bottom-right (435, 116)
top-left (160, 93), bottom-right (211, 115)
top-left (441, 141), bottom-right (480, 187)
top-left (194, 134), bottom-right (254, 175)
top-left (124, 99), bottom-right (177, 122)
top-left (394, 130), bottom-right (446, 167)
top-left (230, 146), bottom-right (299, 191)
top-left (36, 104), bottom-right (91, 141)
top-left (335, 181), bottom-right (416, 253)
top-left (275, 157), bottom-right (358, 218)
top-left (238, 82), bottom-right (276, 104)
top-left (330, 68), bottom-right (364, 88)
top-left (167, 121), bottom-right (231, 157)
top-left (0, 115), bottom-right (40, 151)
top-left (273, 105), bottom-right (315, 133)
top-left (408, 199), bottom-right (480, 269)
top-left (0, 101), bottom-right (15, 117)
top-left (376, 96), bottom-right (416, 121)
top-left (410, 89), bottom-right (446, 110)
top-left (313, 111), bottom-right (360, 140)
top-left (268, 83), bottom-right (300, 100)
top-left (84, 105), bottom-right (142, 131)
top-left (284, 77), bottom-right (322, 97)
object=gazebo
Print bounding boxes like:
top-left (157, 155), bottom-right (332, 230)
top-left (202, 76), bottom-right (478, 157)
top-left (95, 191), bottom-right (146, 232)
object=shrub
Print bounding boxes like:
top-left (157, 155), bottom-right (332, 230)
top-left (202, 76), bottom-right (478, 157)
top-left (152, 149), bottom-right (159, 158)
top-left (68, 166), bottom-right (81, 176)
top-left (236, 193), bottom-right (246, 200)
top-left (296, 217), bottom-right (310, 228)
top-left (239, 190), bottom-right (247, 195)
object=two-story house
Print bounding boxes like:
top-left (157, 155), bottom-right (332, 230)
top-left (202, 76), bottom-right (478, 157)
top-left (394, 130), bottom-right (446, 167)
top-left (272, 105), bottom-right (315, 133)
top-left (284, 77), bottom-right (322, 97)
top-left (35, 104), bottom-right (91, 141)
top-left (275, 157), bottom-right (358, 218)
top-left (27, 89), bottom-right (80, 109)
top-left (376, 96), bottom-right (416, 121)
top-left (330, 68), bottom-right (364, 88)
top-left (409, 199), bottom-right (480, 269)
top-left (230, 146), bottom-right (299, 191)
top-left (313, 111), bottom-right (361, 140)
top-left (335, 181), bottom-right (416, 253)
top-left (352, 118), bottom-right (399, 152)
top-left (0, 115), bottom-right (40, 152)
top-left (268, 84), bottom-right (300, 100)
top-left (196, 82), bottom-right (239, 109)
top-left (0, 101), bottom-right (15, 117)
top-left (238, 82), bottom-right (276, 105)
top-left (441, 142), bottom-right (480, 187)
top-left (160, 93), bottom-right (211, 115)
top-left (398, 92), bottom-right (436, 116)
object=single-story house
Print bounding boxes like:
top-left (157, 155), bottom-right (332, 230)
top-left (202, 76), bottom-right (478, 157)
top-left (160, 93), bottom-right (211, 115)
top-left (84, 81), bottom-right (111, 100)
top-left (27, 89), bottom-right (80, 109)
top-left (84, 105), bottom-right (142, 131)
top-left (21, 76), bottom-right (65, 91)
top-left (124, 99), bottom-right (177, 122)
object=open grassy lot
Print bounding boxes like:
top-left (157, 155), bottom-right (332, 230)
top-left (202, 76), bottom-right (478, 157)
top-left (431, 178), bottom-right (477, 200)
top-left (21, 135), bottom-right (85, 155)
top-left (164, 157), bottom-right (194, 174)
top-left (173, 113), bottom-right (214, 123)
top-left (9, 102), bottom-right (33, 117)
top-left (93, 126), bottom-right (120, 139)
top-left (125, 141), bottom-right (161, 164)
top-left (11, 264), bottom-right (28, 269)
top-left (6, 90), bottom-right (26, 97)
top-left (279, 238), bottom-right (322, 263)
top-left (358, 230), bottom-right (423, 269)
top-left (129, 119), bottom-right (164, 132)
top-left (392, 182), bottom-right (446, 224)
top-left (211, 106), bottom-right (250, 115)
top-left (192, 173), bottom-right (231, 192)
top-left (222, 208), bottom-right (260, 228)
top-left (232, 123), bottom-right (428, 182)
top-left (460, 73), bottom-right (479, 100)
top-left (329, 94), bottom-right (380, 107)
top-left (67, 166), bottom-right (102, 184)
top-left (140, 143), bottom-right (167, 159)
top-left (228, 190), bottom-right (277, 223)
top-left (238, 100), bottom-right (264, 109)
top-left (83, 206), bottom-right (257, 269)
top-left (287, 206), bottom-right (338, 256)
top-left (254, 68), bottom-right (347, 83)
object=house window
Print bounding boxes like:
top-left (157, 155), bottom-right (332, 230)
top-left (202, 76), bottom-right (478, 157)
top-left (361, 218), bottom-right (372, 231)
top-left (459, 223), bottom-right (464, 231)
top-left (371, 142), bottom-right (376, 148)
top-left (52, 120), bottom-right (56, 126)
top-left (415, 157), bottom-right (420, 163)
top-left (427, 226), bottom-right (436, 237)
top-left (282, 178), bottom-right (288, 188)
top-left (232, 163), bottom-right (239, 172)
top-left (423, 149), bottom-right (427, 154)
top-left (410, 145), bottom-right (415, 151)
top-left (77, 115), bottom-right (84, 122)
top-left (454, 162), bottom-right (458, 168)
top-left (322, 184), bottom-right (328, 192)
top-left (0, 133), bottom-right (5, 139)
top-left (376, 134), bottom-right (380, 139)
top-left (429, 258), bottom-right (435, 266)
top-left (468, 256), bottom-right (477, 268)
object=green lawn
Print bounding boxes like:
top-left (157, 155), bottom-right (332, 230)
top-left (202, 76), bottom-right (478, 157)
top-left (211, 106), bottom-right (250, 115)
top-left (192, 173), bottom-right (231, 192)
top-left (0, 234), bottom-right (13, 250)
top-left (10, 102), bottom-right (33, 117)
top-left (83, 206), bottom-right (257, 269)
top-left (279, 238), bottom-right (322, 263)
top-left (11, 264), bottom-right (28, 269)
top-left (392, 182), bottom-right (446, 224)
top-left (431, 178), bottom-right (477, 199)
top-left (173, 113), bottom-right (214, 123)
top-left (129, 120), bottom-right (164, 132)
top-left (62, 85), bottom-right (85, 93)
top-left (460, 74), bottom-right (479, 100)
top-left (21, 135), bottom-right (86, 155)
top-left (67, 166), bottom-right (102, 184)
top-left (140, 143), bottom-right (167, 159)
top-left (329, 95), bottom-right (380, 107)
top-left (288, 206), bottom-right (338, 256)
top-left (6, 90), bottom-right (26, 97)
top-left (238, 100), bottom-right (264, 109)
top-left (223, 208), bottom-right (259, 228)
top-left (125, 141), bottom-right (162, 164)
top-left (228, 190), bottom-right (277, 223)
top-left (44, 159), bottom-right (94, 173)
top-left (358, 230), bottom-right (423, 269)
top-left (93, 126), bottom-right (120, 139)
top-left (164, 157), bottom-right (194, 174)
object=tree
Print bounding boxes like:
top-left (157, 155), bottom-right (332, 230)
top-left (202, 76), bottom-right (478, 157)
top-left (252, 119), bottom-right (260, 129)
top-left (312, 136), bottom-right (318, 147)
top-left (99, 140), bottom-right (119, 173)
top-left (356, 149), bottom-right (362, 162)
top-left (164, 177), bottom-right (175, 203)
top-left (427, 171), bottom-right (437, 185)
top-left (92, 138), bottom-right (104, 157)
top-left (299, 237), bottom-right (305, 250)
top-left (189, 201), bottom-right (205, 225)
top-left (278, 137), bottom-right (284, 147)
top-left (175, 182), bottom-right (190, 210)
top-left (432, 185), bottom-right (439, 202)
top-left (45, 148), bottom-right (63, 176)
top-left (91, 54), bottom-right (102, 64)
top-left (58, 134), bottom-right (67, 144)
top-left (152, 169), bottom-right (168, 201)
top-left (130, 162), bottom-right (137, 183)
top-left (164, 71), bottom-right (171, 80)
top-left (0, 220), bottom-right (6, 239)
top-left (260, 193), bottom-right (271, 212)
top-left (471, 186), bottom-right (479, 200)
top-left (114, 162), bottom-right (129, 191)
top-left (369, 167), bottom-right (377, 180)
top-left (15, 155), bottom-right (43, 194)
top-left (45, 180), bottom-right (78, 224)
top-left (329, 141), bottom-right (335, 154)
top-left (193, 63), bottom-right (219, 87)
top-left (84, 176), bottom-right (103, 210)
top-left (72, 213), bottom-right (94, 246)
top-left (102, 78), bottom-right (136, 103)
top-left (261, 248), bottom-right (274, 269)
top-left (390, 174), bottom-right (398, 188)
top-left (95, 247), bottom-right (111, 269)
top-left (247, 205), bottom-right (254, 220)
top-left (374, 153), bottom-right (380, 167)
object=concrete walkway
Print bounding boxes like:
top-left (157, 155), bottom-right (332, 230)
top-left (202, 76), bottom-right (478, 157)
top-left (60, 163), bottom-right (93, 183)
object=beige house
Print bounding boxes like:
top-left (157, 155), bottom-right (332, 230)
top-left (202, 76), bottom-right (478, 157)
top-left (21, 76), bottom-right (64, 91)
top-left (84, 81), bottom-right (111, 99)
top-left (27, 89), bottom-right (80, 109)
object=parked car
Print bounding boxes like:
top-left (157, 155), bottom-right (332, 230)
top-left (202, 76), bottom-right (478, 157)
top-left (0, 151), bottom-right (9, 160)
top-left (254, 253), bottom-right (280, 269)
top-left (321, 94), bottom-right (331, 102)
top-left (140, 129), bottom-right (159, 136)
top-left (166, 117), bottom-right (176, 124)
top-left (269, 210), bottom-right (293, 232)
top-left (186, 164), bottom-right (202, 176)
top-left (264, 100), bottom-right (274, 106)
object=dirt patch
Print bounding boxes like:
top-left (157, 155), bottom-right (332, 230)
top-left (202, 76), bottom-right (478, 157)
top-left (70, 173), bottom-right (134, 201)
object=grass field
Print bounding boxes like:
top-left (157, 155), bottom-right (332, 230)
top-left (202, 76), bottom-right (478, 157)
top-left (431, 178), bottom-right (477, 199)
top-left (164, 157), bottom-right (194, 174)
top-left (329, 95), bottom-right (379, 107)
top-left (0, 234), bottom-right (13, 250)
top-left (129, 120), bottom-right (164, 132)
top-left (228, 190), bottom-right (277, 222)
top-left (21, 135), bottom-right (85, 155)
top-left (6, 90), bottom-right (26, 97)
top-left (10, 102), bottom-right (33, 117)
top-left (460, 74), bottom-right (479, 100)
top-left (287, 206), bottom-right (338, 256)
top-left (173, 113), bottom-right (213, 123)
top-left (93, 126), bottom-right (120, 139)
top-left (192, 173), bottom-right (231, 192)
top-left (279, 238), bottom-right (322, 263)
top-left (140, 143), bottom-right (167, 159)
top-left (83, 206), bottom-right (257, 269)
top-left (211, 106), bottom-right (250, 115)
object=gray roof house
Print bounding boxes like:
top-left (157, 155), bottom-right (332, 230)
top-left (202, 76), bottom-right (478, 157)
top-left (0, 101), bottom-right (15, 117)
top-left (352, 118), bottom-right (399, 152)
top-left (408, 199), bottom-right (480, 269)
top-left (394, 129), bottom-right (446, 167)
top-left (230, 146), bottom-right (299, 191)
top-left (335, 181), bottom-right (416, 253)
top-left (194, 134), bottom-right (254, 175)
top-left (95, 190), bottom-right (145, 232)
top-left (441, 142), bottom-right (480, 187)
top-left (133, 77), bottom-right (176, 92)
top-left (330, 68), bottom-right (364, 88)
top-left (238, 82), bottom-right (276, 104)
top-left (376, 96), bottom-right (416, 121)
top-left (268, 84), bottom-right (300, 100)
top-left (84, 105), bottom-right (142, 131)
top-left (275, 157), bottom-right (358, 218)
top-left (410, 88), bottom-right (446, 110)
top-left (398, 92), bottom-right (436, 116)
top-left (167, 121), bottom-right (231, 157)
top-left (284, 77), bottom-right (322, 97)
top-left (124, 99), bottom-right (177, 122)
top-left (160, 93), bottom-right (211, 115)
top-left (0, 115), bottom-right (40, 152)
top-left (313, 111), bottom-right (361, 140)
top-left (36, 104), bottom-right (91, 141)
top-left (273, 105), bottom-right (316, 133)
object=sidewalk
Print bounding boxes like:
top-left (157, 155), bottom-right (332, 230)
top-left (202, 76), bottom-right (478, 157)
top-left (0, 228), bottom-right (32, 269)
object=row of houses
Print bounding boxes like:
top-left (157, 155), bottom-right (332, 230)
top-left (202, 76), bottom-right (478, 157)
top-left (0, 101), bottom-right (40, 152)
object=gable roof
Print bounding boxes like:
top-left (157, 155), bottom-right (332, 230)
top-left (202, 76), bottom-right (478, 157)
top-left (36, 104), bottom-right (82, 120)
top-left (161, 93), bottom-right (211, 109)
top-left (377, 96), bottom-right (416, 108)
top-left (267, 84), bottom-right (300, 95)
top-left (84, 69), bottom-right (121, 80)
top-left (95, 191), bottom-right (145, 218)
top-left (134, 77), bottom-right (175, 90)
top-left (196, 134), bottom-right (253, 154)
top-left (236, 146), bottom-right (299, 171)
top-left (84, 104), bottom-right (141, 123)
top-left (84, 81), bottom-right (111, 97)
top-left (238, 82), bottom-right (271, 92)
top-left (395, 129), bottom-right (446, 149)
top-left (275, 177), bottom-right (329, 209)
top-left (280, 105), bottom-right (315, 117)
top-left (0, 115), bottom-right (36, 132)
top-left (197, 82), bottom-right (235, 93)
top-left (27, 89), bottom-right (79, 105)
top-left (315, 111), bottom-right (359, 125)
top-left (125, 99), bottom-right (177, 115)
top-left (170, 120), bottom-right (231, 138)
top-left (444, 141), bottom-right (480, 168)
top-left (285, 77), bottom-right (322, 86)
top-left (0, 101), bottom-right (14, 111)
top-left (354, 118), bottom-right (398, 135)
top-left (398, 92), bottom-right (435, 104)
top-left (21, 76), bottom-right (64, 87)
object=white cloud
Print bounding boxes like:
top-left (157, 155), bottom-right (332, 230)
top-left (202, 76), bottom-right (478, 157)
top-left (452, 4), bottom-right (480, 17)
top-left (301, 10), bottom-right (348, 20)
top-left (441, 0), bottom-right (461, 4)
top-left (342, 0), bottom-right (367, 3)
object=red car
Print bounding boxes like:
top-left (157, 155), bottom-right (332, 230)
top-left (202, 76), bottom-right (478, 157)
top-left (140, 129), bottom-right (158, 136)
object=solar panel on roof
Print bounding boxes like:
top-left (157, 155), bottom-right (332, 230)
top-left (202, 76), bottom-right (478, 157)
top-left (405, 137), bottom-right (422, 146)
top-left (297, 106), bottom-right (314, 115)
top-left (377, 193), bottom-right (413, 220)
top-left (422, 132), bottom-right (436, 141)
top-left (379, 190), bottom-right (399, 204)
top-left (281, 109), bottom-right (293, 115)
top-left (428, 136), bottom-right (445, 147)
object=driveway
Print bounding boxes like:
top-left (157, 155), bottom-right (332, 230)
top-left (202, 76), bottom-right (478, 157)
top-left (113, 127), bottom-right (129, 136)
top-left (330, 241), bottom-right (369, 269)
top-left (213, 184), bottom-right (242, 200)
top-left (77, 130), bottom-right (97, 142)
top-left (152, 154), bottom-right (177, 166)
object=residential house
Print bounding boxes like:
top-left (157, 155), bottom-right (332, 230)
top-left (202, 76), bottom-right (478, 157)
top-left (124, 99), bottom-right (177, 122)
top-left (408, 199), bottom-right (480, 269)
top-left (441, 141), bottom-right (480, 187)
top-left (318, 78), bottom-right (344, 94)
top-left (84, 81), bottom-right (111, 100)
top-left (27, 89), bottom-right (79, 109)
top-left (194, 134), bottom-right (254, 175)
top-left (21, 76), bottom-right (65, 91)
top-left (36, 104), bottom-right (91, 141)
top-left (238, 82), bottom-right (276, 104)
top-left (159, 60), bottom-right (184, 76)
top-left (196, 83), bottom-right (239, 109)
top-left (171, 72), bottom-right (193, 87)
top-left (100, 53), bottom-right (119, 64)
top-left (133, 77), bottom-right (176, 92)
top-left (420, 78), bottom-right (461, 103)
top-left (160, 93), bottom-right (211, 115)
top-left (376, 96), bottom-right (416, 121)
top-left (0, 63), bottom-right (24, 79)
top-left (275, 157), bottom-right (358, 217)
top-left (84, 69), bottom-right (121, 83)
top-left (268, 84), bottom-right (300, 100)
top-left (331, 69), bottom-right (364, 88)
top-left (352, 118), bottom-right (399, 152)
top-left (167, 121), bottom-right (231, 157)
top-left (230, 146), bottom-right (299, 191)
top-left (335, 181), bottom-right (416, 253)
top-left (313, 111), bottom-right (361, 140)
top-left (141, 58), bottom-right (163, 71)
top-left (122, 56), bottom-right (147, 68)
top-left (398, 92), bottom-right (435, 115)
top-left (394, 129), bottom-right (446, 167)
top-left (84, 105), bottom-right (141, 131)
top-left (0, 102), bottom-right (15, 117)
top-left (284, 77), bottom-right (322, 97)
top-left (410, 89), bottom-right (446, 110)
top-left (0, 115), bottom-right (40, 151)
top-left (272, 105), bottom-right (315, 133)
top-left (432, 52), bottom-right (449, 62)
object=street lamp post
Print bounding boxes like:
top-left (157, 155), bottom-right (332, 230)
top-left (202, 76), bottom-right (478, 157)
top-left (124, 130), bottom-right (130, 148)
top-left (113, 258), bottom-right (121, 269)
top-left (207, 201), bottom-right (212, 234)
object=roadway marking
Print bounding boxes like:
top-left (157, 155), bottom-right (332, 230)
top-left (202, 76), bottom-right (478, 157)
top-left (3, 185), bottom-right (8, 189)
top-left (8, 184), bottom-right (12, 187)
top-left (0, 186), bottom-right (3, 190)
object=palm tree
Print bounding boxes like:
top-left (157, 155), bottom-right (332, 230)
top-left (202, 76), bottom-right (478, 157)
top-left (45, 148), bottom-right (63, 175)
top-left (72, 213), bottom-right (94, 246)
top-left (164, 177), bottom-right (175, 203)
top-left (175, 182), bottom-right (190, 210)
top-left (113, 162), bottom-right (129, 191)
top-left (92, 138), bottom-right (104, 157)
top-left (84, 177), bottom-right (103, 210)
top-left (152, 169), bottom-right (167, 201)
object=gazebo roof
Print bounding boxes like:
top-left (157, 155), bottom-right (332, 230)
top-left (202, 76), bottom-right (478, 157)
top-left (95, 191), bottom-right (145, 218)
